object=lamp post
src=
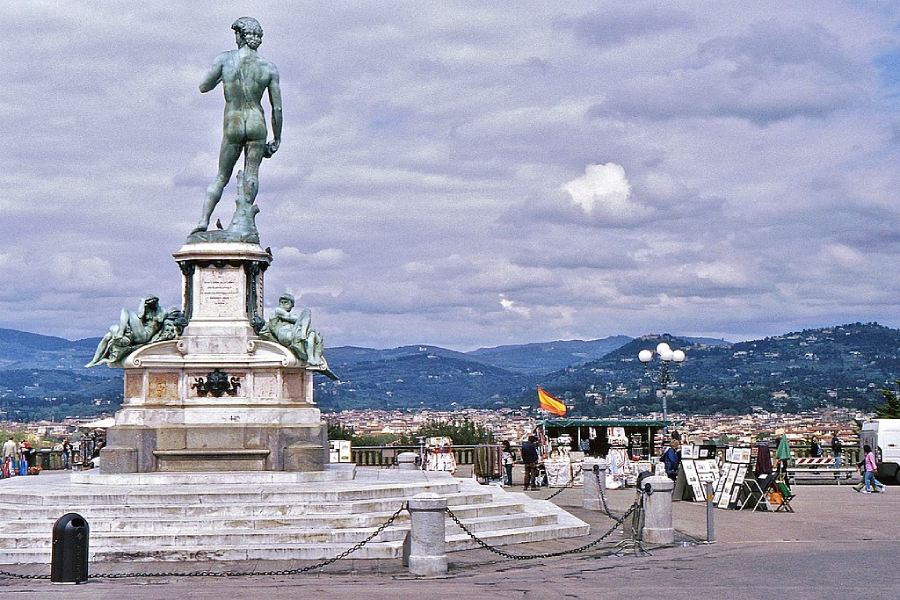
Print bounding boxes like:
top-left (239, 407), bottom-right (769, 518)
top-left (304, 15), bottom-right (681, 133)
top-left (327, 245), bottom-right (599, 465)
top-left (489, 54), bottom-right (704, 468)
top-left (638, 342), bottom-right (686, 437)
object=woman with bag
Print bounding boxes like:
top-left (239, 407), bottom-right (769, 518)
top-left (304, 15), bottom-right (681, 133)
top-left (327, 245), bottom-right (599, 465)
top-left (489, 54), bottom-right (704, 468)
top-left (860, 444), bottom-right (886, 494)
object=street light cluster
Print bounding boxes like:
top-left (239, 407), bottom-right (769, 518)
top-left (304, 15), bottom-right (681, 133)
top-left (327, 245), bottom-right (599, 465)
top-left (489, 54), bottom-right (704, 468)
top-left (638, 343), bottom-right (686, 365)
top-left (638, 342), bottom-right (686, 436)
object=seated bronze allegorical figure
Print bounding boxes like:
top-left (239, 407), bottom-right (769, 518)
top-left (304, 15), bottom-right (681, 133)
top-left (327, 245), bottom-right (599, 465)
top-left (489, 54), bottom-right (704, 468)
top-left (85, 296), bottom-right (186, 368)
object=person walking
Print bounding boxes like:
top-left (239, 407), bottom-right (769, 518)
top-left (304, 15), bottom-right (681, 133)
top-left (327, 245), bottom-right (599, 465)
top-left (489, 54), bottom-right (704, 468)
top-left (501, 441), bottom-right (515, 486)
top-left (860, 444), bottom-right (886, 494)
top-left (521, 435), bottom-right (540, 491)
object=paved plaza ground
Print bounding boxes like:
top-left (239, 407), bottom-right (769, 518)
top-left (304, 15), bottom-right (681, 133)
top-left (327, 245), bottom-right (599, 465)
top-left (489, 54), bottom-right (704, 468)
top-left (2, 468), bottom-right (897, 599)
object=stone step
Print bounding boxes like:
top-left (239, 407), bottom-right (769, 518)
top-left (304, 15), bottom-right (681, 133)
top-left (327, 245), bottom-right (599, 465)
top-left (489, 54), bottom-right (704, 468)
top-left (0, 498), bottom-right (527, 534)
top-left (0, 519), bottom-right (591, 564)
top-left (0, 490), bottom-right (496, 521)
top-left (0, 482), bottom-right (466, 507)
top-left (0, 510), bottom-right (559, 550)
top-left (0, 472), bottom-right (590, 565)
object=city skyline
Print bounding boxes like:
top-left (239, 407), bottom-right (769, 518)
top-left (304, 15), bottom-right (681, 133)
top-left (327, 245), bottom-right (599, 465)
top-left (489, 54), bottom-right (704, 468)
top-left (3, 3), bottom-right (899, 351)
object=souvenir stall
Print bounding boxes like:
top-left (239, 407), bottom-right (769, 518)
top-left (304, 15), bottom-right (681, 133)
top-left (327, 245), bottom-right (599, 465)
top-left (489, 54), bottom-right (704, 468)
top-left (539, 419), bottom-right (670, 489)
top-left (422, 437), bottom-right (457, 473)
top-left (540, 419), bottom-right (670, 461)
top-left (543, 434), bottom-right (585, 487)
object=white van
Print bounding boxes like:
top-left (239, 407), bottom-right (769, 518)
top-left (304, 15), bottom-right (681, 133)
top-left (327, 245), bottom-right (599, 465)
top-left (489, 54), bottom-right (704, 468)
top-left (860, 419), bottom-right (900, 484)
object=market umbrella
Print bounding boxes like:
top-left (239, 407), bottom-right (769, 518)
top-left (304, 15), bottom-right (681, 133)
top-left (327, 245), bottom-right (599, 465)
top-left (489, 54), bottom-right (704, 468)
top-left (775, 434), bottom-right (792, 461)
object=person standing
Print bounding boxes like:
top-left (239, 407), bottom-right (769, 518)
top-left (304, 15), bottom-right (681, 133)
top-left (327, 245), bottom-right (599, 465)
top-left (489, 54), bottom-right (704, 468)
top-left (831, 433), bottom-right (843, 469)
top-left (62, 438), bottom-right (71, 470)
top-left (501, 441), bottom-right (515, 487)
top-left (2, 438), bottom-right (16, 477)
top-left (809, 436), bottom-right (822, 458)
top-left (662, 439), bottom-right (681, 481)
top-left (521, 435), bottom-right (540, 491)
top-left (861, 444), bottom-right (886, 493)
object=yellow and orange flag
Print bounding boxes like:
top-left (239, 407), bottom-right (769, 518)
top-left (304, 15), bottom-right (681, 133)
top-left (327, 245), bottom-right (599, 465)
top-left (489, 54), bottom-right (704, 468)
top-left (537, 387), bottom-right (566, 416)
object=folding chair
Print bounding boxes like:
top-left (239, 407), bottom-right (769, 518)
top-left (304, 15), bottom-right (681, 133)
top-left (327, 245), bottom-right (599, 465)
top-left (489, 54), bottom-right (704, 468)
top-left (741, 473), bottom-right (775, 511)
top-left (772, 477), bottom-right (795, 513)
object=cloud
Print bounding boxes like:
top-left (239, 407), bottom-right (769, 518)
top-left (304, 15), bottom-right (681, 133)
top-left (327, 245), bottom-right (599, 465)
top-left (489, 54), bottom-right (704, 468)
top-left (562, 163), bottom-right (634, 215)
top-left (2, 3), bottom-right (900, 349)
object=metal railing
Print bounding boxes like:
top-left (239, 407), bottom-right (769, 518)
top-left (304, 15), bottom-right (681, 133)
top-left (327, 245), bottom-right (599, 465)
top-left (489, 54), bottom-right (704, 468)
top-left (351, 445), bottom-right (477, 467)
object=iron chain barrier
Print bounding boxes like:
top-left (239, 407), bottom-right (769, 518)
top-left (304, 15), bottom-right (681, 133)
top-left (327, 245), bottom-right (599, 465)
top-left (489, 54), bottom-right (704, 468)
top-left (1, 484), bottom-right (644, 581)
top-left (1, 504), bottom-right (409, 581)
top-left (445, 499), bottom-right (638, 560)
top-left (539, 464), bottom-right (583, 501)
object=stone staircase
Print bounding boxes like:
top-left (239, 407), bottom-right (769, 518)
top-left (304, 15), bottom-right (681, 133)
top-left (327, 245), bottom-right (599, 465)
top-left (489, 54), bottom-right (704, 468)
top-left (0, 469), bottom-right (589, 564)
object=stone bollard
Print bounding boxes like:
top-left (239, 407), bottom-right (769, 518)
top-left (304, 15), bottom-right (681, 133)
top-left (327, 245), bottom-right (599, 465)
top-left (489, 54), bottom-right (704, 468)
top-left (397, 451), bottom-right (418, 470)
top-left (641, 475), bottom-right (675, 545)
top-left (404, 493), bottom-right (448, 576)
top-left (582, 458), bottom-right (607, 511)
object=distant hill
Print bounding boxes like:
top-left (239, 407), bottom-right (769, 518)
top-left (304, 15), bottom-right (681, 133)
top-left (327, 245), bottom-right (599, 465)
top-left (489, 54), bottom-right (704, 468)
top-left (0, 328), bottom-right (100, 371)
top-left (0, 323), bottom-right (894, 419)
top-left (537, 323), bottom-right (895, 417)
top-left (467, 336), bottom-right (633, 375)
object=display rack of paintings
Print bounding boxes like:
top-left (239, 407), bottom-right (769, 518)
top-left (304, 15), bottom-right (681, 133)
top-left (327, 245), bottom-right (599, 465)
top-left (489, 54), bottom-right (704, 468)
top-left (675, 444), bottom-right (720, 501)
top-left (713, 447), bottom-right (751, 509)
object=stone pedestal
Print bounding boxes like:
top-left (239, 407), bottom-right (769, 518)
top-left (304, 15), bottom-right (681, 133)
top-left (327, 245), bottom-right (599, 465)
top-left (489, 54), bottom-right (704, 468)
top-left (100, 242), bottom-right (329, 474)
top-left (582, 458), bottom-right (607, 511)
top-left (642, 476), bottom-right (675, 545)
top-left (404, 493), bottom-right (448, 576)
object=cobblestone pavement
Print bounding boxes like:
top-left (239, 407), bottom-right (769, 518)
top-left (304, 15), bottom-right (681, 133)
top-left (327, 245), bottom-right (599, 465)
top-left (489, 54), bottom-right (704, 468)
top-left (2, 474), bottom-right (896, 599)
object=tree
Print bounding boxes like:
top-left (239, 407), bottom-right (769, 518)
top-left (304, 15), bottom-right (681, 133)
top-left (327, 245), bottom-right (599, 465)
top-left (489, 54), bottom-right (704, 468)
top-left (875, 379), bottom-right (900, 418)
top-left (409, 418), bottom-right (494, 445)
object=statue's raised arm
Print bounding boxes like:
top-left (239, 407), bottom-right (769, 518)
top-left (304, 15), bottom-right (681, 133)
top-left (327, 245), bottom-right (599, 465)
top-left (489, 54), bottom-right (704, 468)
top-left (191, 17), bottom-right (282, 240)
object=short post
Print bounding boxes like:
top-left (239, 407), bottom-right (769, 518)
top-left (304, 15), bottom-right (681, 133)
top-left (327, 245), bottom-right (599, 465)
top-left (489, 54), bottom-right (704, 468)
top-left (705, 481), bottom-right (715, 543)
top-left (641, 475), bottom-right (674, 545)
top-left (397, 451), bottom-right (418, 470)
top-left (582, 458), bottom-right (607, 511)
top-left (404, 493), bottom-right (448, 576)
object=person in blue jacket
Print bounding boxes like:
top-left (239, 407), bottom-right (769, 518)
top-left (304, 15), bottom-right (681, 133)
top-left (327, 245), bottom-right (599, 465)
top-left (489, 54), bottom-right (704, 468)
top-left (662, 439), bottom-right (681, 481)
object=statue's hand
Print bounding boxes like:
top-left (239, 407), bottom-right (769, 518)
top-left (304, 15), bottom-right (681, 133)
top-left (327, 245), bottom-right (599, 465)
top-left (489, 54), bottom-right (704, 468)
top-left (264, 139), bottom-right (280, 158)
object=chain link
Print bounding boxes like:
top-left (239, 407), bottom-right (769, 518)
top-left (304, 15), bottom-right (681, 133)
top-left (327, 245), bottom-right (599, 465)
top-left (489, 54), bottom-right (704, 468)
top-left (445, 500), bottom-right (638, 560)
top-left (539, 464), bottom-right (583, 501)
top-left (0, 504), bottom-right (409, 581)
top-left (0, 569), bottom-right (50, 580)
top-left (595, 465), bottom-right (624, 523)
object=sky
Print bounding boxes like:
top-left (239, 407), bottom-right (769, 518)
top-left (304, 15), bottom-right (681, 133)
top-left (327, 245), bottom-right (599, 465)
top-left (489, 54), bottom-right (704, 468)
top-left (2, 1), bottom-right (900, 352)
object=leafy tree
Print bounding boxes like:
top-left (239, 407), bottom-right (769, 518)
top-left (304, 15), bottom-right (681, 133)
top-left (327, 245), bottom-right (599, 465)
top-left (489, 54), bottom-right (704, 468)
top-left (327, 423), bottom-right (354, 441)
top-left (407, 418), bottom-right (494, 445)
top-left (875, 379), bottom-right (900, 418)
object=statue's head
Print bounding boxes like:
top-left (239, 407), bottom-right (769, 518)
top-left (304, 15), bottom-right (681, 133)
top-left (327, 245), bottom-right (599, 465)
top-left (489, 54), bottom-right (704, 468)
top-left (232, 17), bottom-right (263, 49)
top-left (278, 293), bottom-right (295, 310)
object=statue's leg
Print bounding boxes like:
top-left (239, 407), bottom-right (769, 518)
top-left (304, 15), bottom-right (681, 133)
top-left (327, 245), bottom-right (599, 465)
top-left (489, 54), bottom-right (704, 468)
top-left (241, 141), bottom-right (266, 204)
top-left (194, 140), bottom-right (243, 233)
top-left (85, 331), bottom-right (114, 367)
top-left (296, 309), bottom-right (312, 340)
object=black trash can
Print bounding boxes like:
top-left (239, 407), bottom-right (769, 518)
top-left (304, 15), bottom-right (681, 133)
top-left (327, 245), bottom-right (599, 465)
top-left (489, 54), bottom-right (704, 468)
top-left (51, 513), bottom-right (89, 584)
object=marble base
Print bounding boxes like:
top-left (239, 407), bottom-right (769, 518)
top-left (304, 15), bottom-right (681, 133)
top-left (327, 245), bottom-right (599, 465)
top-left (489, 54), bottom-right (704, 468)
top-left (99, 241), bottom-right (331, 474)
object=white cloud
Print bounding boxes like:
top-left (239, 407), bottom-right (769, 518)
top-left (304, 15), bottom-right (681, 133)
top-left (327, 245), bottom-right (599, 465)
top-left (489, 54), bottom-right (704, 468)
top-left (562, 163), bottom-right (635, 215)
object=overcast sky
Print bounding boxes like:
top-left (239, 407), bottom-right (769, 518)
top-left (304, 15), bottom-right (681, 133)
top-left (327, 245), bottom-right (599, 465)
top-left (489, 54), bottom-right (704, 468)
top-left (2, 2), bottom-right (899, 351)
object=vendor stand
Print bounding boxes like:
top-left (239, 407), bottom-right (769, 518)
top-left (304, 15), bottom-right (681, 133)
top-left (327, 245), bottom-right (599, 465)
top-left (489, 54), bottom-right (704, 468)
top-left (539, 419), bottom-right (673, 489)
top-left (422, 437), bottom-right (457, 474)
